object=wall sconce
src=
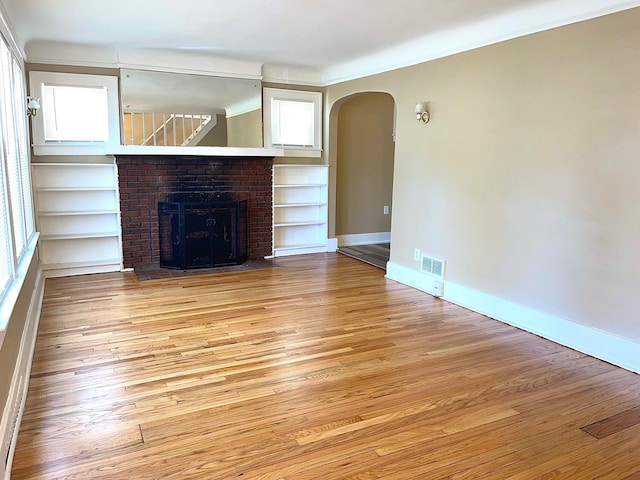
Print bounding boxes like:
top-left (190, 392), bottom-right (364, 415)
top-left (415, 101), bottom-right (430, 124)
top-left (26, 96), bottom-right (41, 117)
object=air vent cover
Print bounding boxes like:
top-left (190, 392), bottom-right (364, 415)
top-left (421, 255), bottom-right (445, 279)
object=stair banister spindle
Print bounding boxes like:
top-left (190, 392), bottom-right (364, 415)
top-left (173, 115), bottom-right (177, 146)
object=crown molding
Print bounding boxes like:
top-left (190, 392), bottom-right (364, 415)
top-left (24, 41), bottom-right (263, 80)
top-left (322, 0), bottom-right (640, 85)
top-left (261, 64), bottom-right (324, 87)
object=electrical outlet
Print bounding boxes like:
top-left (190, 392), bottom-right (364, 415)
top-left (413, 248), bottom-right (420, 261)
top-left (433, 280), bottom-right (443, 297)
top-left (383, 205), bottom-right (389, 215)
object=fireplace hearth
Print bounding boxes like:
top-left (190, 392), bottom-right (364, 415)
top-left (159, 199), bottom-right (247, 269)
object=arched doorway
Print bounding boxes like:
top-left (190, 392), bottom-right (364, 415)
top-left (332, 92), bottom-right (396, 269)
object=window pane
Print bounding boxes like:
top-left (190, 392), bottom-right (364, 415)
top-left (43, 85), bottom-right (109, 142)
top-left (0, 154), bottom-right (11, 298)
top-left (0, 41), bottom-right (13, 296)
top-left (272, 99), bottom-right (314, 147)
top-left (13, 57), bottom-right (34, 239)
top-left (0, 41), bottom-right (25, 256)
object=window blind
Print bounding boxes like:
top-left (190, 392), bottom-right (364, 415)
top-left (13, 58), bottom-right (34, 238)
top-left (0, 31), bottom-right (35, 304)
top-left (0, 44), bottom-right (25, 255)
top-left (0, 40), bottom-right (13, 297)
top-left (0, 156), bottom-right (11, 299)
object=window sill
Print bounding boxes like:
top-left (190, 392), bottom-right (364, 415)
top-left (0, 233), bottom-right (40, 349)
top-left (33, 144), bottom-right (288, 158)
top-left (280, 148), bottom-right (322, 158)
top-left (33, 144), bottom-right (111, 156)
top-left (108, 145), bottom-right (285, 157)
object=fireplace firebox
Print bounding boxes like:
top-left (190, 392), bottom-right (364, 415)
top-left (159, 200), bottom-right (247, 269)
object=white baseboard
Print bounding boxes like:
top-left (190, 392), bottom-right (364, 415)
top-left (337, 232), bottom-right (391, 247)
top-left (274, 245), bottom-right (328, 257)
top-left (385, 261), bottom-right (640, 374)
top-left (1, 264), bottom-right (45, 480)
top-left (43, 263), bottom-right (121, 278)
top-left (326, 238), bottom-right (338, 252)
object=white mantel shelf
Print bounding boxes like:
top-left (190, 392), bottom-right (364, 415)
top-left (108, 145), bottom-right (284, 157)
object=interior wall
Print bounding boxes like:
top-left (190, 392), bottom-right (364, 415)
top-left (326, 7), bottom-right (640, 342)
top-left (197, 114), bottom-right (228, 146)
top-left (335, 93), bottom-right (394, 236)
top-left (0, 253), bottom-right (40, 413)
top-left (227, 109), bottom-right (263, 147)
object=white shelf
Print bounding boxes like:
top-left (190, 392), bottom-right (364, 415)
top-left (274, 243), bottom-right (326, 250)
top-left (273, 183), bottom-right (325, 188)
top-left (108, 145), bottom-right (284, 157)
top-left (32, 163), bottom-right (123, 276)
top-left (274, 221), bottom-right (326, 227)
top-left (273, 203), bottom-right (326, 208)
top-left (38, 210), bottom-right (119, 217)
top-left (35, 186), bottom-right (116, 192)
top-left (273, 165), bottom-right (328, 256)
top-left (43, 258), bottom-right (123, 269)
top-left (40, 232), bottom-right (120, 241)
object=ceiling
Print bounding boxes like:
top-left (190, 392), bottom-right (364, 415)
top-left (1, 0), bottom-right (639, 84)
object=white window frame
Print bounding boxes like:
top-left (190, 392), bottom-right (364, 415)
top-left (0, 29), bottom-right (38, 345)
top-left (29, 71), bottom-right (120, 156)
top-left (263, 87), bottom-right (322, 158)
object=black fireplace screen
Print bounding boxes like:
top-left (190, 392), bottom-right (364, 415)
top-left (159, 200), bottom-right (247, 269)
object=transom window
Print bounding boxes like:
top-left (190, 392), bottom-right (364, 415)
top-left (42, 84), bottom-right (109, 142)
top-left (29, 71), bottom-right (120, 155)
top-left (263, 88), bottom-right (322, 157)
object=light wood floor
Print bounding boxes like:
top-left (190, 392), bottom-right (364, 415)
top-left (12, 253), bottom-right (640, 479)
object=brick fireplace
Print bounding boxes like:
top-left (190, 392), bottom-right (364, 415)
top-left (115, 156), bottom-right (273, 270)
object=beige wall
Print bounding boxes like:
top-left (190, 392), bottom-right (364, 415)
top-left (226, 109), bottom-right (263, 148)
top-left (335, 93), bottom-right (394, 235)
top-left (25, 63), bottom-right (120, 77)
top-left (326, 8), bottom-right (640, 342)
top-left (197, 114), bottom-right (228, 146)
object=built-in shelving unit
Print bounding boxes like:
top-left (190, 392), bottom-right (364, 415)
top-left (31, 162), bottom-right (123, 277)
top-left (273, 164), bottom-right (328, 256)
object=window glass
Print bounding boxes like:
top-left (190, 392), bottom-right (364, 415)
top-left (0, 126), bottom-right (11, 299)
top-left (263, 88), bottom-right (322, 156)
top-left (0, 31), bottom-right (36, 304)
top-left (14, 61), bottom-right (34, 238)
top-left (29, 71), bottom-right (120, 153)
top-left (43, 85), bottom-right (109, 142)
top-left (0, 40), bottom-right (24, 255)
top-left (271, 99), bottom-right (314, 147)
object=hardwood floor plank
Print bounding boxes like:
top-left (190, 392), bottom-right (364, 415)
top-left (12, 253), bottom-right (640, 479)
top-left (580, 404), bottom-right (640, 439)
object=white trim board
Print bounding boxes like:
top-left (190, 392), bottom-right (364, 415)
top-left (108, 145), bottom-right (283, 157)
top-left (326, 238), bottom-right (338, 253)
top-left (337, 232), bottom-right (390, 247)
top-left (385, 261), bottom-right (640, 375)
top-left (273, 245), bottom-right (328, 257)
